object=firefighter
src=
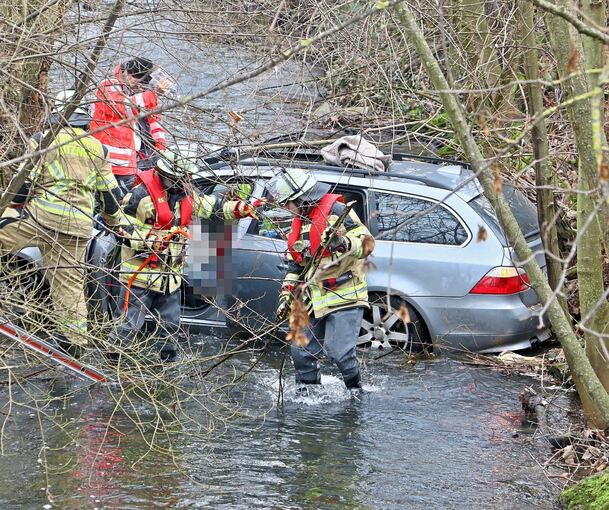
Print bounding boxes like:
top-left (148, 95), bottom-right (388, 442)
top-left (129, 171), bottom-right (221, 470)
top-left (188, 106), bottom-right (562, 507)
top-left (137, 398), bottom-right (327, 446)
top-left (110, 143), bottom-right (260, 363)
top-left (268, 168), bottom-right (375, 390)
top-left (90, 57), bottom-right (170, 192)
top-left (0, 90), bottom-right (124, 358)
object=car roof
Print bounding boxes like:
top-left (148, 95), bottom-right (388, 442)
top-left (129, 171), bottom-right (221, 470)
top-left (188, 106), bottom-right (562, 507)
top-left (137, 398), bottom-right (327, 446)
top-left (198, 150), bottom-right (484, 201)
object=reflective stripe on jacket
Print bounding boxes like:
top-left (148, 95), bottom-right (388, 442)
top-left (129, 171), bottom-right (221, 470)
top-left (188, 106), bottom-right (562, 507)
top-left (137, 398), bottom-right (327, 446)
top-left (26, 127), bottom-right (120, 238)
top-left (281, 197), bottom-right (371, 319)
top-left (90, 65), bottom-right (165, 176)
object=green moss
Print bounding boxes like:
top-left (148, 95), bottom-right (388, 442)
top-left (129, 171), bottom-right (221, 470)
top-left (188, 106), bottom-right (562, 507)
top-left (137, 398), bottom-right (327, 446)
top-left (559, 473), bottom-right (609, 510)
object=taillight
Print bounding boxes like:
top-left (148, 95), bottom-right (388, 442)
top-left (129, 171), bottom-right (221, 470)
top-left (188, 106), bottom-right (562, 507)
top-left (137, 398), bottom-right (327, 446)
top-left (470, 266), bottom-right (530, 295)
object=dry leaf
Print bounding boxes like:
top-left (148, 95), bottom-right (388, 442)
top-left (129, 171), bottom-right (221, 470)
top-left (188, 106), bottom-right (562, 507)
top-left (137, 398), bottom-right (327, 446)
top-left (228, 111), bottom-right (243, 123)
top-left (286, 297), bottom-right (309, 347)
top-left (396, 303), bottom-right (410, 324)
top-left (479, 113), bottom-right (489, 137)
top-left (361, 234), bottom-right (375, 257)
top-left (600, 162), bottom-right (609, 183)
top-left (562, 445), bottom-right (576, 466)
top-left (476, 225), bottom-right (488, 243)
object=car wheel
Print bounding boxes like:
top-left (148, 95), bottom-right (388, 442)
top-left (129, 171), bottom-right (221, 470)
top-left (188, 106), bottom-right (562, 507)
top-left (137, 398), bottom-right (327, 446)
top-left (0, 261), bottom-right (49, 324)
top-left (358, 293), bottom-right (431, 352)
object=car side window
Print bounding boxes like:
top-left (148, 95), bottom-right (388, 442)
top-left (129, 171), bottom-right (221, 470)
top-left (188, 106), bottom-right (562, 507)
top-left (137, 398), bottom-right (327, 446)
top-left (333, 188), bottom-right (368, 226)
top-left (375, 192), bottom-right (468, 245)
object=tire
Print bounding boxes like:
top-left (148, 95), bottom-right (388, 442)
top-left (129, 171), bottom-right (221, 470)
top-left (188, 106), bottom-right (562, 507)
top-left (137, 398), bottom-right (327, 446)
top-left (0, 259), bottom-right (50, 325)
top-left (358, 293), bottom-right (431, 353)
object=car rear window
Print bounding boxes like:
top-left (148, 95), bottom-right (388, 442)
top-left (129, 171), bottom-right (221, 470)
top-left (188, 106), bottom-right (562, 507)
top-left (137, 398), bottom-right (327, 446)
top-left (375, 192), bottom-right (469, 245)
top-left (470, 185), bottom-right (540, 244)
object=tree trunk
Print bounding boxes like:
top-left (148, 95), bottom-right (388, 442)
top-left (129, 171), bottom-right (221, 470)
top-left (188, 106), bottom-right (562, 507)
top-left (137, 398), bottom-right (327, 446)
top-left (396, 2), bottom-right (609, 427)
top-left (581, 0), bottom-right (605, 90)
top-left (0, 0), bottom-right (66, 185)
top-left (519, 1), bottom-right (566, 312)
top-left (545, 0), bottom-right (609, 425)
top-left (448, 0), bottom-right (520, 129)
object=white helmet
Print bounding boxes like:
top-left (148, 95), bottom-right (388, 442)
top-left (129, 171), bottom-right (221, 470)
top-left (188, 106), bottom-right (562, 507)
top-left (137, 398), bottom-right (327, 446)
top-left (157, 143), bottom-right (199, 178)
top-left (52, 90), bottom-right (91, 127)
top-left (267, 168), bottom-right (318, 204)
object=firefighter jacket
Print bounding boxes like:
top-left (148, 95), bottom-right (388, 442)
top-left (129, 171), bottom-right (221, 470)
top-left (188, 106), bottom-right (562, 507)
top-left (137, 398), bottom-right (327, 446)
top-left (90, 65), bottom-right (166, 176)
top-left (120, 170), bottom-right (249, 294)
top-left (282, 194), bottom-right (371, 319)
top-left (15, 127), bottom-right (122, 238)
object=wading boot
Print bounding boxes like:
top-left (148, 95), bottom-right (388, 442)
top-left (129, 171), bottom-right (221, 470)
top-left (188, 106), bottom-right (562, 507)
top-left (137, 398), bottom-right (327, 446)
top-left (343, 371), bottom-right (362, 391)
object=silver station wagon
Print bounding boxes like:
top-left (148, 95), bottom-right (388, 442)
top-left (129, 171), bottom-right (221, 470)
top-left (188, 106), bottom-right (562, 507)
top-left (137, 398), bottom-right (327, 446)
top-left (14, 150), bottom-right (551, 354)
top-left (178, 150), bottom-right (552, 354)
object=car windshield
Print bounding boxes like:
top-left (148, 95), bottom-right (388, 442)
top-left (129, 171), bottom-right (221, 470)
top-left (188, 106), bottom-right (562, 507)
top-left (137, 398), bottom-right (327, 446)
top-left (470, 184), bottom-right (540, 245)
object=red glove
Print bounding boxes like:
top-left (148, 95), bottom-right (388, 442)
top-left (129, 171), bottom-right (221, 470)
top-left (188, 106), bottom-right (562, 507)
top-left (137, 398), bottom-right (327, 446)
top-left (233, 199), bottom-right (264, 219)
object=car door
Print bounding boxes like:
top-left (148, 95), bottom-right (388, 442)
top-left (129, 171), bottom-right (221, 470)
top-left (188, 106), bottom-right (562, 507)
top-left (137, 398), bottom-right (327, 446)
top-left (229, 179), bottom-right (371, 335)
top-left (227, 180), bottom-right (288, 335)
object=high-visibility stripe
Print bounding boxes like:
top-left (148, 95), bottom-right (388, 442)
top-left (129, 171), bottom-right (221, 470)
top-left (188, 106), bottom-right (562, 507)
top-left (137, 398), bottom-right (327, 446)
top-left (109, 157), bottom-right (131, 167)
top-left (107, 144), bottom-right (133, 167)
top-left (45, 181), bottom-right (69, 198)
top-left (59, 144), bottom-right (96, 159)
top-left (132, 93), bottom-right (146, 107)
top-left (47, 160), bottom-right (65, 180)
top-left (95, 173), bottom-right (118, 191)
top-left (32, 196), bottom-right (92, 221)
top-left (197, 195), bottom-right (217, 219)
top-left (310, 281), bottom-right (368, 309)
top-left (149, 121), bottom-right (165, 143)
top-left (54, 130), bottom-right (101, 157)
top-left (30, 165), bottom-right (42, 180)
top-left (84, 172), bottom-right (97, 189)
top-left (106, 145), bottom-right (133, 156)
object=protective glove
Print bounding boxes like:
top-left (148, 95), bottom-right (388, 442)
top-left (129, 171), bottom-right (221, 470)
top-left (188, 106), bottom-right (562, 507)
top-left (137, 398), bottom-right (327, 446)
top-left (154, 75), bottom-right (174, 95)
top-left (145, 233), bottom-right (169, 253)
top-left (114, 226), bottom-right (130, 244)
top-left (277, 278), bottom-right (299, 320)
top-left (327, 233), bottom-right (351, 254)
top-left (233, 199), bottom-right (264, 220)
top-left (276, 294), bottom-right (291, 321)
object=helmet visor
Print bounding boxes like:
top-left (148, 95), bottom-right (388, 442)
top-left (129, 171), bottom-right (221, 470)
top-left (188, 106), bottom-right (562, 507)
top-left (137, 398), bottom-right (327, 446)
top-left (266, 170), bottom-right (317, 204)
top-left (266, 175), bottom-right (293, 204)
top-left (157, 145), bottom-right (199, 178)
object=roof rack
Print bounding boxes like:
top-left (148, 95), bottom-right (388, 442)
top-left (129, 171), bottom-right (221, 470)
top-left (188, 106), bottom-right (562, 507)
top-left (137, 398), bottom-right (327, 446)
top-left (197, 149), bottom-right (474, 192)
top-left (251, 144), bottom-right (469, 168)
top-left (237, 157), bottom-right (431, 188)
top-left (392, 152), bottom-right (470, 168)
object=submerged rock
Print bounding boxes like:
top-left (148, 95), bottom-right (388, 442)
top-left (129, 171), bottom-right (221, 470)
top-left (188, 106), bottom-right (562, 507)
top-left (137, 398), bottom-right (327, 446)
top-left (559, 473), bottom-right (609, 509)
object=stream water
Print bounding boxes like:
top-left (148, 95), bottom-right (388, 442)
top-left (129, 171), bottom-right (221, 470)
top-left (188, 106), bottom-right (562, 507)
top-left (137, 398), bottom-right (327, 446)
top-left (0, 343), bottom-right (569, 509)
